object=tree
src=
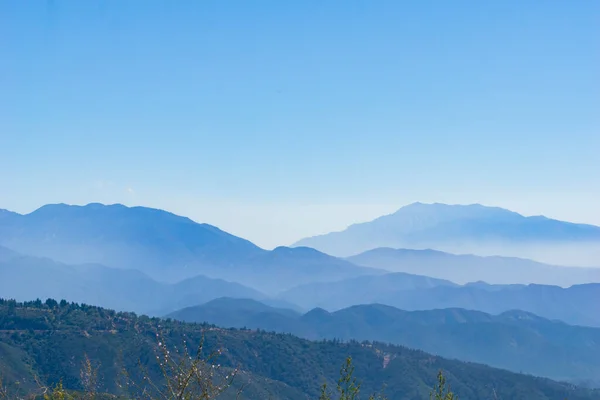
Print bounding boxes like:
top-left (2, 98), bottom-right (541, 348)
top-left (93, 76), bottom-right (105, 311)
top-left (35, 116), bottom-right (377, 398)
top-left (430, 371), bottom-right (456, 400)
top-left (319, 357), bottom-right (386, 400)
top-left (46, 299), bottom-right (59, 309)
top-left (120, 332), bottom-right (241, 400)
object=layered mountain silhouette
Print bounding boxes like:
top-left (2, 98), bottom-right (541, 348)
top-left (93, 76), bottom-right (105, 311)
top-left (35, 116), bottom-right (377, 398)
top-left (3, 201), bottom-right (600, 393)
top-left (167, 297), bottom-right (301, 327)
top-left (279, 272), bottom-right (458, 308)
top-left (292, 202), bottom-right (600, 266)
top-left (347, 247), bottom-right (600, 286)
top-left (0, 203), bottom-right (262, 273)
top-left (0, 204), bottom-right (381, 292)
top-left (278, 276), bottom-right (600, 327)
top-left (168, 298), bottom-right (600, 385)
top-left (0, 245), bottom-right (277, 315)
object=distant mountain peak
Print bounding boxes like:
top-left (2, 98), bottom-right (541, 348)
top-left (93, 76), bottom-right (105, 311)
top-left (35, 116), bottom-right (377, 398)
top-left (273, 245), bottom-right (307, 253)
top-left (85, 202), bottom-right (125, 208)
top-left (26, 203), bottom-right (210, 229)
top-left (271, 246), bottom-right (326, 257)
top-left (357, 247), bottom-right (449, 257)
top-left (302, 307), bottom-right (331, 318)
top-left (498, 309), bottom-right (551, 322)
top-left (203, 297), bottom-right (266, 306)
top-left (0, 208), bottom-right (20, 218)
top-left (0, 202), bottom-right (384, 293)
top-left (390, 202), bottom-right (521, 218)
top-left (292, 202), bottom-right (600, 263)
top-left (339, 202), bottom-right (525, 236)
top-left (30, 202), bottom-right (129, 215)
top-left (0, 202), bottom-right (266, 280)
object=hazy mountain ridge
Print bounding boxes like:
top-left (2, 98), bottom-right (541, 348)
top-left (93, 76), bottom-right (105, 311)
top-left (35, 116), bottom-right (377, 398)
top-left (0, 203), bottom-right (264, 276)
top-left (276, 272), bottom-right (458, 305)
top-left (278, 276), bottom-right (600, 327)
top-left (167, 297), bottom-right (302, 329)
top-left (0, 245), bottom-right (19, 262)
top-left (0, 204), bottom-right (382, 293)
top-left (347, 247), bottom-right (600, 286)
top-left (0, 247), bottom-right (275, 315)
top-left (168, 298), bottom-right (600, 384)
top-left (292, 203), bottom-right (600, 266)
top-left (2, 202), bottom-right (600, 392)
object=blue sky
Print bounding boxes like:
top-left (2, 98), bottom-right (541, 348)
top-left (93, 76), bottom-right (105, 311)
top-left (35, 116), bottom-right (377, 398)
top-left (1, 0), bottom-right (598, 248)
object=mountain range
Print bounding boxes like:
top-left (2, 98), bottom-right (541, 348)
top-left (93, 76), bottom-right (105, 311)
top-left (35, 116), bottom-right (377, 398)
top-left (0, 245), bottom-right (273, 315)
top-left (278, 275), bottom-right (600, 327)
top-left (1, 300), bottom-right (598, 400)
top-left (168, 297), bottom-right (600, 385)
top-left (2, 202), bottom-right (600, 323)
top-left (347, 247), bottom-right (600, 286)
top-left (293, 202), bottom-right (600, 266)
top-left (3, 202), bottom-right (600, 293)
top-left (0, 203), bottom-right (381, 293)
top-left (2, 201), bottom-right (600, 396)
top-left (5, 243), bottom-right (598, 328)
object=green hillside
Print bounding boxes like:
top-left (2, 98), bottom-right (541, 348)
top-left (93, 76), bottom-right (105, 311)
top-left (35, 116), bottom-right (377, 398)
top-left (0, 299), bottom-right (598, 400)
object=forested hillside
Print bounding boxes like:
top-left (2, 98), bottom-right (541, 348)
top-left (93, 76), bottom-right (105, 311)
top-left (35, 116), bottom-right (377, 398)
top-left (0, 299), bottom-right (598, 400)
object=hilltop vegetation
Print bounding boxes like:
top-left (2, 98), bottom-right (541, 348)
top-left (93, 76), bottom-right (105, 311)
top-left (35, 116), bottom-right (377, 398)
top-left (0, 299), bottom-right (598, 400)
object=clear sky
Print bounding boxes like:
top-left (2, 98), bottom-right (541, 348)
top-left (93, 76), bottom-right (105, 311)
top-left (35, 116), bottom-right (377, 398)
top-left (1, 0), bottom-right (598, 248)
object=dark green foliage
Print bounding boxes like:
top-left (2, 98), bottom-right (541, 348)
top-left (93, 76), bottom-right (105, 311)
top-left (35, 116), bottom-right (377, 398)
top-left (0, 299), bottom-right (598, 399)
top-left (318, 357), bottom-right (387, 400)
top-left (430, 371), bottom-right (455, 400)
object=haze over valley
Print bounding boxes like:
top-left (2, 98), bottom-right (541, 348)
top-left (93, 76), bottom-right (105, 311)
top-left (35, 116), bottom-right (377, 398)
top-left (2, 0), bottom-right (598, 398)
top-left (2, 201), bottom-right (600, 396)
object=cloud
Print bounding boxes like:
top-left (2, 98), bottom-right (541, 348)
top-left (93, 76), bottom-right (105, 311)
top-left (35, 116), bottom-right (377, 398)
top-left (126, 187), bottom-right (135, 195)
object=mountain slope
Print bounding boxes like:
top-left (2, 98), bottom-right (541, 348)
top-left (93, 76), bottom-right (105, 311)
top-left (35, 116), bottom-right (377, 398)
top-left (347, 247), bottom-right (600, 286)
top-left (231, 245), bottom-right (382, 293)
top-left (0, 203), bottom-right (264, 282)
top-left (167, 299), bottom-right (600, 384)
top-left (0, 204), bottom-right (381, 291)
top-left (0, 245), bottom-right (19, 262)
top-left (279, 277), bottom-right (600, 327)
top-left (167, 297), bottom-right (301, 328)
top-left (292, 203), bottom-right (600, 266)
top-left (0, 250), bottom-right (269, 315)
top-left (278, 272), bottom-right (457, 309)
top-left (0, 300), bottom-right (597, 400)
